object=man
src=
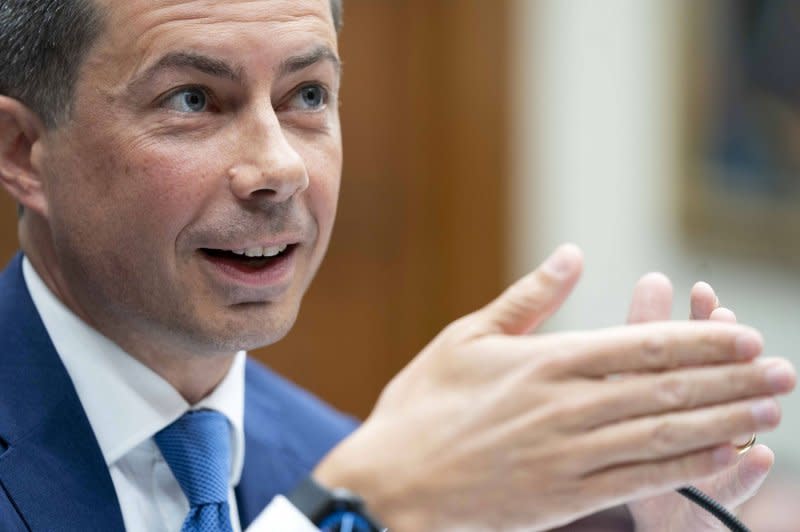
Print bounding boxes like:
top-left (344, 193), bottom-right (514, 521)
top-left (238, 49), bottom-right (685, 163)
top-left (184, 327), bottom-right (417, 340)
top-left (0, 0), bottom-right (794, 530)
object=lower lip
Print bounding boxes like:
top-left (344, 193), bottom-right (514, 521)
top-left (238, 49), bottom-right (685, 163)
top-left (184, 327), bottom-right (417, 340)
top-left (200, 247), bottom-right (297, 290)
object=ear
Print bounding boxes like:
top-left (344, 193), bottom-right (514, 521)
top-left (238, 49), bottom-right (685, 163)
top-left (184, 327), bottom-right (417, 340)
top-left (0, 96), bottom-right (49, 217)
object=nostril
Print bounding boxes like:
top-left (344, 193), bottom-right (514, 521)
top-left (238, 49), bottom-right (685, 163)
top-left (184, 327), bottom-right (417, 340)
top-left (250, 188), bottom-right (279, 200)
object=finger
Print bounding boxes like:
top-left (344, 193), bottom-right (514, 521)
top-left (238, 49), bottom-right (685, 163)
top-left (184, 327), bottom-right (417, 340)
top-left (703, 444), bottom-right (773, 508)
top-left (577, 398), bottom-right (780, 473)
top-left (589, 444), bottom-right (740, 502)
top-left (566, 358), bottom-right (796, 430)
top-left (731, 432), bottom-right (755, 447)
top-left (529, 321), bottom-right (763, 377)
top-left (627, 272), bottom-right (673, 324)
top-left (477, 243), bottom-right (583, 335)
top-left (710, 307), bottom-right (737, 323)
top-left (690, 282), bottom-right (718, 320)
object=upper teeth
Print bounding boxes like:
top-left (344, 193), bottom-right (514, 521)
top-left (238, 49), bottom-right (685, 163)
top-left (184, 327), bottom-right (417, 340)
top-left (232, 244), bottom-right (288, 258)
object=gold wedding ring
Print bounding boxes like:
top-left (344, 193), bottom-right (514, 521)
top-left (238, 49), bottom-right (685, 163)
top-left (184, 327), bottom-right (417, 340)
top-left (735, 433), bottom-right (757, 455)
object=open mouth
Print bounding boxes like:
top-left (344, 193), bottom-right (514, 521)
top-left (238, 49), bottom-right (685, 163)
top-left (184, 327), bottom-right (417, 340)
top-left (200, 244), bottom-right (297, 271)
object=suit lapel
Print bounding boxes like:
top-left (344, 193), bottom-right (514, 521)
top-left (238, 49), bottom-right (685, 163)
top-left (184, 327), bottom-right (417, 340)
top-left (234, 359), bottom-right (360, 529)
top-left (235, 362), bottom-right (305, 529)
top-left (235, 379), bottom-right (283, 528)
top-left (0, 254), bottom-right (125, 531)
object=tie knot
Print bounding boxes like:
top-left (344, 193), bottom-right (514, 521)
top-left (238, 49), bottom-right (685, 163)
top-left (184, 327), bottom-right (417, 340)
top-left (155, 409), bottom-right (232, 507)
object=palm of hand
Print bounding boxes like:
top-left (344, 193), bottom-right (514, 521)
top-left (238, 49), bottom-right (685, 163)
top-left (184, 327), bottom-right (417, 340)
top-left (627, 450), bottom-right (767, 532)
top-left (624, 276), bottom-right (771, 531)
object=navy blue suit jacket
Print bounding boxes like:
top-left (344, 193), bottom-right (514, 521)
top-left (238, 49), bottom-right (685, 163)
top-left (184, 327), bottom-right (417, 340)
top-left (0, 254), bottom-right (357, 531)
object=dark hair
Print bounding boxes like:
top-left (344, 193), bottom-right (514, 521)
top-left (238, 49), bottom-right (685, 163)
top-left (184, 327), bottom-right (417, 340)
top-left (0, 0), bottom-right (343, 128)
top-left (0, 0), bottom-right (103, 127)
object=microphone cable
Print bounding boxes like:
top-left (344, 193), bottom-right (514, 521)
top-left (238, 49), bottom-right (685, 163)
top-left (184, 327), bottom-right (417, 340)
top-left (677, 485), bottom-right (750, 532)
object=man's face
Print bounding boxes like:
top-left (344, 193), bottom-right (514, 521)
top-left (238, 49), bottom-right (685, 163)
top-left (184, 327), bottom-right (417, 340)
top-left (35, 0), bottom-right (342, 358)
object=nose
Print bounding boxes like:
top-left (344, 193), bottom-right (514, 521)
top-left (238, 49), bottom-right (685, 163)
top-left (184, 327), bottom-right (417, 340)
top-left (228, 111), bottom-right (309, 204)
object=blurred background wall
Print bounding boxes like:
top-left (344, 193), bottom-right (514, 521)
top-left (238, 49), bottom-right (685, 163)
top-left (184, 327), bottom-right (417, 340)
top-left (0, 0), bottom-right (798, 469)
top-left (513, 0), bottom-right (800, 468)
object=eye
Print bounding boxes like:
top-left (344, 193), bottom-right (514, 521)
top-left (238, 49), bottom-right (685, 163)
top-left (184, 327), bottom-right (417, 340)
top-left (162, 87), bottom-right (210, 113)
top-left (290, 84), bottom-right (328, 111)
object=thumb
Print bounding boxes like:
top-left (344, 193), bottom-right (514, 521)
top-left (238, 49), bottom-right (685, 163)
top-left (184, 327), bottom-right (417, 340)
top-left (477, 243), bottom-right (583, 335)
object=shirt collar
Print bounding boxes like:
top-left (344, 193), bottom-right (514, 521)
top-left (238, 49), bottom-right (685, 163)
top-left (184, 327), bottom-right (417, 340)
top-left (22, 257), bottom-right (246, 485)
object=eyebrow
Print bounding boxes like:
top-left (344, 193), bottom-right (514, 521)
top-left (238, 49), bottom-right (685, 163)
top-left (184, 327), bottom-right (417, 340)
top-left (277, 45), bottom-right (341, 77)
top-left (129, 46), bottom-right (341, 91)
top-left (130, 52), bottom-right (243, 91)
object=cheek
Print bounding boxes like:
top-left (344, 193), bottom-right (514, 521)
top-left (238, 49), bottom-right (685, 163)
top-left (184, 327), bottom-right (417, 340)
top-left (296, 134), bottom-right (342, 234)
top-left (49, 143), bottom-right (229, 275)
top-left (108, 141), bottom-right (231, 248)
top-left (309, 167), bottom-right (340, 228)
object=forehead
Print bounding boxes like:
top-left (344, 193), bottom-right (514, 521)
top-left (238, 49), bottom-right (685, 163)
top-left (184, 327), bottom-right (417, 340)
top-left (89, 0), bottom-right (337, 78)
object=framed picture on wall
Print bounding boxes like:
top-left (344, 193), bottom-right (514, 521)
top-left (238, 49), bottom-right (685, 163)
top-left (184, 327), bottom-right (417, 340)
top-left (682, 0), bottom-right (800, 265)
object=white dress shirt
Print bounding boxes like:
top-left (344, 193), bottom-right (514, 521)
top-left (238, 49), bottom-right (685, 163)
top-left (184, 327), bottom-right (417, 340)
top-left (23, 258), bottom-right (318, 531)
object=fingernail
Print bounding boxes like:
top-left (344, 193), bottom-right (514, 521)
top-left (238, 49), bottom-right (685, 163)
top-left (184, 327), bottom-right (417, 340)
top-left (735, 332), bottom-right (763, 359)
top-left (763, 361), bottom-right (796, 392)
top-left (542, 246), bottom-right (575, 277)
top-left (751, 399), bottom-right (779, 427)
top-left (713, 446), bottom-right (736, 467)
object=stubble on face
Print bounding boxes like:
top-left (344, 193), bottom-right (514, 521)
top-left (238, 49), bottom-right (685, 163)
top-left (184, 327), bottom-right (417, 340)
top-left (30, 0), bottom-right (343, 373)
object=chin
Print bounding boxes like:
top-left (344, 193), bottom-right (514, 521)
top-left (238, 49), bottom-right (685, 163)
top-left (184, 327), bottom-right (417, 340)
top-left (197, 302), bottom-right (301, 354)
top-left (235, 323), bottom-right (296, 352)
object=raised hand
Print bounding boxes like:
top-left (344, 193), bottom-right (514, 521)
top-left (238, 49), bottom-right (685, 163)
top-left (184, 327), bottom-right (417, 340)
top-left (314, 245), bottom-right (794, 531)
top-left (626, 275), bottom-right (795, 531)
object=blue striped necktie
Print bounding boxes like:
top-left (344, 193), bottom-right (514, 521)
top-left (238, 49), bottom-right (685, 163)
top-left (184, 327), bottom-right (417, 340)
top-left (155, 410), bottom-right (234, 532)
